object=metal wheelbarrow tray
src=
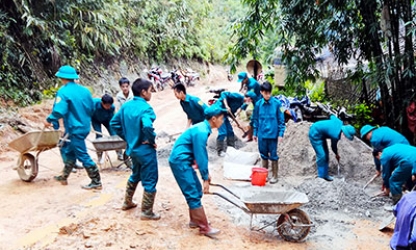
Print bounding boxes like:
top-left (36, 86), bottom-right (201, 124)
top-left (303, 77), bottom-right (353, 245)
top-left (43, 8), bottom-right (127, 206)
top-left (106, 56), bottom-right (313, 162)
top-left (91, 136), bottom-right (127, 152)
top-left (8, 130), bottom-right (61, 182)
top-left (210, 183), bottom-right (313, 242)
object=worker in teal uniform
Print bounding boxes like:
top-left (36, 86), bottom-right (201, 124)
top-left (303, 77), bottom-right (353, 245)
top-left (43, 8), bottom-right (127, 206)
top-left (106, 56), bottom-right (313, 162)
top-left (308, 115), bottom-right (356, 181)
top-left (110, 78), bottom-right (160, 220)
top-left (237, 72), bottom-right (261, 102)
top-left (169, 105), bottom-right (226, 237)
top-left (373, 144), bottom-right (416, 204)
top-left (92, 94), bottom-right (123, 162)
top-left (173, 83), bottom-right (208, 128)
top-left (360, 124), bottom-right (409, 176)
top-left (241, 91), bottom-right (258, 142)
top-left (214, 91), bottom-right (245, 156)
top-left (44, 65), bottom-right (102, 190)
top-left (252, 82), bottom-right (286, 184)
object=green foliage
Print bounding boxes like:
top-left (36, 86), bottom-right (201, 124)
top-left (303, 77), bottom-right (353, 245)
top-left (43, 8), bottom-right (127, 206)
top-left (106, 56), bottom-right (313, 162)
top-left (42, 86), bottom-right (60, 99)
top-left (351, 103), bottom-right (375, 130)
top-left (304, 80), bottom-right (325, 102)
top-left (0, 0), bottom-right (243, 106)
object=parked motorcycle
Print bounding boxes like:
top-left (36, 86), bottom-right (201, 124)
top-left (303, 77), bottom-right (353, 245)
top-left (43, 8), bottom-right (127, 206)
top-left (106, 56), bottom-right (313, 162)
top-left (208, 88), bottom-right (227, 106)
top-left (147, 67), bottom-right (175, 92)
top-left (181, 68), bottom-right (200, 87)
top-left (171, 69), bottom-right (184, 86)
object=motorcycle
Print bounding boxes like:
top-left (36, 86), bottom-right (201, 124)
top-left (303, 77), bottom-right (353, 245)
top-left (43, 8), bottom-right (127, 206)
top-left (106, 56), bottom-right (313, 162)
top-left (275, 93), bottom-right (354, 123)
top-left (181, 68), bottom-right (200, 87)
top-left (208, 88), bottom-right (227, 106)
top-left (147, 67), bottom-right (174, 92)
top-left (171, 69), bottom-right (184, 86)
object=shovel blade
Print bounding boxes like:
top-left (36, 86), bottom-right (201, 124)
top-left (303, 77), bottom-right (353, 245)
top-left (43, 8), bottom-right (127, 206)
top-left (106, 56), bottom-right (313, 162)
top-left (378, 214), bottom-right (395, 231)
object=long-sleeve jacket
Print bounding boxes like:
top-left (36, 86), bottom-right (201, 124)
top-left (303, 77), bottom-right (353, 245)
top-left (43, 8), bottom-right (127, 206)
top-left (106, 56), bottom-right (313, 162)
top-left (247, 77), bottom-right (261, 102)
top-left (92, 98), bottom-right (115, 124)
top-left (217, 91), bottom-right (245, 114)
top-left (370, 127), bottom-right (409, 171)
top-left (110, 96), bottom-right (156, 156)
top-left (252, 97), bottom-right (285, 139)
top-left (169, 120), bottom-right (211, 181)
top-left (116, 90), bottom-right (134, 107)
top-left (380, 144), bottom-right (416, 189)
top-left (46, 82), bottom-right (93, 135)
top-left (180, 94), bottom-right (208, 125)
top-left (308, 115), bottom-right (342, 155)
top-left (390, 192), bottom-right (416, 249)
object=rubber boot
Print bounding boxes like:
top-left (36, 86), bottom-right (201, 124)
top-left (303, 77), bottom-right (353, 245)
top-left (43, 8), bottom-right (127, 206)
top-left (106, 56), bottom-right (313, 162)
top-left (392, 194), bottom-right (402, 205)
top-left (189, 209), bottom-right (198, 228)
top-left (190, 206), bottom-right (220, 237)
top-left (81, 165), bottom-right (103, 190)
top-left (54, 163), bottom-right (74, 185)
top-left (317, 166), bottom-right (333, 182)
top-left (270, 161), bottom-right (279, 184)
top-left (116, 150), bottom-right (124, 161)
top-left (121, 181), bottom-right (138, 210)
top-left (216, 139), bottom-right (226, 157)
top-left (227, 135), bottom-right (235, 148)
top-left (140, 191), bottom-right (161, 220)
top-left (261, 159), bottom-right (270, 181)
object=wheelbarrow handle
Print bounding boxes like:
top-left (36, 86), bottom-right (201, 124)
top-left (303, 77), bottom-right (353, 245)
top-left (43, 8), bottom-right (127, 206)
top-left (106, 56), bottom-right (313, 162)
top-left (208, 191), bottom-right (250, 214)
top-left (210, 183), bottom-right (241, 199)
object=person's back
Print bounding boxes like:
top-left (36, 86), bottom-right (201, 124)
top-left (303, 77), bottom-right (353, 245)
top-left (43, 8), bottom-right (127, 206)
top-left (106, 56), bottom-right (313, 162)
top-left (116, 96), bottom-right (155, 155)
top-left (390, 191), bottom-right (416, 250)
top-left (310, 115), bottom-right (342, 140)
top-left (56, 82), bottom-right (93, 134)
top-left (371, 126), bottom-right (409, 149)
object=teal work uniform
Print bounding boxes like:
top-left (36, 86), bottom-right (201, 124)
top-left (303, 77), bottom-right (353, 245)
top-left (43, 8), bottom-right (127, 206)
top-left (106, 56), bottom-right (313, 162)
top-left (380, 144), bottom-right (416, 196)
top-left (370, 127), bottom-right (409, 171)
top-left (216, 92), bottom-right (245, 141)
top-left (110, 96), bottom-right (158, 193)
top-left (47, 81), bottom-right (95, 167)
top-left (246, 77), bottom-right (261, 103)
top-left (169, 120), bottom-right (211, 209)
top-left (308, 115), bottom-right (343, 179)
top-left (252, 97), bottom-right (286, 161)
top-left (91, 98), bottom-right (116, 138)
top-left (180, 94), bottom-right (208, 125)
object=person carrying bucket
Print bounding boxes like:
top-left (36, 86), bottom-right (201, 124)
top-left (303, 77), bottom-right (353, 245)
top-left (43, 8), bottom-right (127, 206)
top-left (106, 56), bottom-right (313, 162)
top-left (44, 65), bottom-right (102, 190)
top-left (308, 115), bottom-right (356, 181)
top-left (168, 105), bottom-right (227, 237)
top-left (252, 81), bottom-right (286, 184)
top-left (360, 124), bottom-right (409, 177)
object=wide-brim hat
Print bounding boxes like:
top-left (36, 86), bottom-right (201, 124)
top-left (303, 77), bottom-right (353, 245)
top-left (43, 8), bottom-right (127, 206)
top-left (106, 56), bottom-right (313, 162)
top-left (360, 125), bottom-right (377, 139)
top-left (55, 65), bottom-right (79, 80)
top-left (246, 59), bottom-right (262, 77)
top-left (341, 125), bottom-right (356, 141)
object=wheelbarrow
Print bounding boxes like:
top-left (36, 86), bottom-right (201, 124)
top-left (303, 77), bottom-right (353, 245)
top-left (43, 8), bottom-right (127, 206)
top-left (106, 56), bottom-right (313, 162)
top-left (8, 129), bottom-right (61, 182)
top-left (90, 135), bottom-right (132, 169)
top-left (209, 183), bottom-right (314, 242)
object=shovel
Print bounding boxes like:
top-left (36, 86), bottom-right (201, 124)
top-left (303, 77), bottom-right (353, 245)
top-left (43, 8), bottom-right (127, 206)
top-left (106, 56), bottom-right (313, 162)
top-left (378, 214), bottom-right (395, 231)
top-left (228, 110), bottom-right (247, 134)
top-left (363, 174), bottom-right (378, 192)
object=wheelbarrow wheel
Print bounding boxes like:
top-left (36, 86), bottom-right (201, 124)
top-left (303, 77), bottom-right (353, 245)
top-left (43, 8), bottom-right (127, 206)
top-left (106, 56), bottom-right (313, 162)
top-left (123, 152), bottom-right (132, 169)
top-left (17, 153), bottom-right (38, 182)
top-left (277, 208), bottom-right (311, 242)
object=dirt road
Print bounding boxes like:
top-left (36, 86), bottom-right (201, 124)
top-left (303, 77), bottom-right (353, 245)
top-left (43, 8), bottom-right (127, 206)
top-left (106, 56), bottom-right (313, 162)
top-left (0, 72), bottom-right (393, 250)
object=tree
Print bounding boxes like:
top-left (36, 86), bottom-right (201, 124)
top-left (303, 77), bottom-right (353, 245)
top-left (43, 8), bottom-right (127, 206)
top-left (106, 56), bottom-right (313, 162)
top-left (228, 0), bottom-right (416, 141)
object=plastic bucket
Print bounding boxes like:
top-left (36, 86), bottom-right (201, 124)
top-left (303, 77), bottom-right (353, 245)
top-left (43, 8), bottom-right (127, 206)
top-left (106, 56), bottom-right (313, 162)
top-left (251, 167), bottom-right (268, 186)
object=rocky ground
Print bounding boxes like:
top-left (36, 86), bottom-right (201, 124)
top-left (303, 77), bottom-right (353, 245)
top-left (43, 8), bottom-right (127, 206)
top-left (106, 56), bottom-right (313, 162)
top-left (0, 66), bottom-right (393, 249)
